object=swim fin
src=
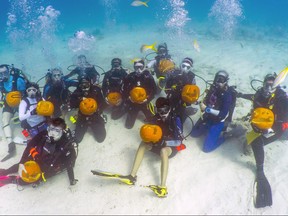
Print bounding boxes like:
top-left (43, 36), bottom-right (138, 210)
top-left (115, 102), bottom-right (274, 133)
top-left (1, 153), bottom-right (15, 162)
top-left (1, 142), bottom-right (16, 162)
top-left (254, 172), bottom-right (273, 208)
top-left (143, 185), bottom-right (168, 198)
top-left (91, 170), bottom-right (137, 185)
top-left (0, 175), bottom-right (17, 187)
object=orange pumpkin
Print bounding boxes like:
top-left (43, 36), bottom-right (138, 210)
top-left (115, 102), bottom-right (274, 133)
top-left (79, 98), bottom-right (98, 115)
top-left (129, 87), bottom-right (147, 104)
top-left (36, 100), bottom-right (54, 116)
top-left (21, 161), bottom-right (42, 183)
top-left (181, 84), bottom-right (200, 103)
top-left (251, 107), bottom-right (274, 130)
top-left (107, 92), bottom-right (122, 106)
top-left (158, 59), bottom-right (175, 74)
top-left (6, 91), bottom-right (21, 107)
top-left (140, 124), bottom-right (163, 143)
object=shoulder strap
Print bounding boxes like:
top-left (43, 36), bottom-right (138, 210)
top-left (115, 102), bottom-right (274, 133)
top-left (23, 97), bottom-right (30, 113)
top-left (11, 74), bottom-right (19, 91)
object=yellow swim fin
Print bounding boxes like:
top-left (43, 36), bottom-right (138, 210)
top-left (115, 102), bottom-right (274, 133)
top-left (246, 130), bottom-right (261, 145)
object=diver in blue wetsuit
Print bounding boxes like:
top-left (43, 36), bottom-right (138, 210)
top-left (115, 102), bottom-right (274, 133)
top-left (190, 70), bottom-right (234, 153)
top-left (0, 64), bottom-right (28, 161)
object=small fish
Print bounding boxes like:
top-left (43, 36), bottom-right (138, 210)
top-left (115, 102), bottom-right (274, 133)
top-left (130, 58), bottom-right (142, 64)
top-left (193, 39), bottom-right (200, 52)
top-left (131, 0), bottom-right (150, 7)
top-left (272, 67), bottom-right (288, 89)
top-left (140, 42), bottom-right (157, 53)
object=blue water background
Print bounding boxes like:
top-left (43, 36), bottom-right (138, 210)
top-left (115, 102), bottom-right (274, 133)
top-left (0, 0), bottom-right (287, 81)
top-left (1, 0), bottom-right (287, 38)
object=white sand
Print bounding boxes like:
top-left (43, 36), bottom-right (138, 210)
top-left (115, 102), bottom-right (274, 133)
top-left (0, 25), bottom-right (288, 215)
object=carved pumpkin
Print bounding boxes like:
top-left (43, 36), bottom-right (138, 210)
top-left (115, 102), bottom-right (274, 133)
top-left (140, 124), bottom-right (163, 143)
top-left (107, 92), bottom-right (122, 106)
top-left (21, 161), bottom-right (42, 183)
top-left (6, 91), bottom-right (21, 107)
top-left (129, 87), bottom-right (147, 104)
top-left (251, 107), bottom-right (274, 130)
top-left (79, 98), bottom-right (98, 115)
top-left (181, 84), bottom-right (200, 103)
top-left (36, 100), bottom-right (54, 116)
top-left (158, 59), bottom-right (175, 74)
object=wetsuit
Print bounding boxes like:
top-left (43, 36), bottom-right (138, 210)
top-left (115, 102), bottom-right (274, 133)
top-left (191, 85), bottom-right (233, 152)
top-left (69, 85), bottom-right (106, 143)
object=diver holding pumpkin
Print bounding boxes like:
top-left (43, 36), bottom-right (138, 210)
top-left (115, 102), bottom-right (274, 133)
top-left (237, 73), bottom-right (288, 208)
top-left (164, 57), bottom-right (199, 122)
top-left (111, 59), bottom-right (157, 129)
top-left (69, 78), bottom-right (107, 144)
top-left (18, 82), bottom-right (48, 140)
top-left (0, 117), bottom-right (78, 186)
top-left (102, 58), bottom-right (128, 111)
top-left (146, 43), bottom-right (176, 93)
top-left (0, 64), bottom-right (28, 162)
top-left (146, 42), bottom-right (174, 78)
top-left (92, 97), bottom-right (185, 198)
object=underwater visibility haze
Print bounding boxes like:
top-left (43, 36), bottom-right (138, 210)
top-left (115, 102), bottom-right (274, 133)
top-left (1, 0), bottom-right (287, 78)
top-left (1, 1), bottom-right (288, 215)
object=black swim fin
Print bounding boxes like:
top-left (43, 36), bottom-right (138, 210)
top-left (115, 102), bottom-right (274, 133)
top-left (0, 175), bottom-right (17, 187)
top-left (1, 153), bottom-right (15, 162)
top-left (1, 142), bottom-right (16, 162)
top-left (254, 172), bottom-right (273, 208)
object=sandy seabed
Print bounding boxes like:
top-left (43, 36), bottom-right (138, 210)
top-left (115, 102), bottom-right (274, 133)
top-left (0, 25), bottom-right (288, 215)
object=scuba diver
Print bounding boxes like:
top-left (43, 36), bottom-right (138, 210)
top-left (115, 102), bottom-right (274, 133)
top-left (146, 43), bottom-right (176, 94)
top-left (0, 117), bottom-right (78, 186)
top-left (111, 59), bottom-right (156, 129)
top-left (43, 67), bottom-right (78, 118)
top-left (190, 70), bottom-right (236, 153)
top-left (164, 57), bottom-right (198, 122)
top-left (69, 78), bottom-right (107, 144)
top-left (0, 64), bottom-right (28, 162)
top-left (237, 72), bottom-right (288, 208)
top-left (19, 82), bottom-right (48, 140)
top-left (102, 58), bottom-right (128, 110)
top-left (92, 97), bottom-right (186, 198)
top-left (64, 54), bottom-right (100, 85)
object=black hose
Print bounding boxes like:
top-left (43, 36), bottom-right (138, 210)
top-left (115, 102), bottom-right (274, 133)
top-left (250, 79), bottom-right (263, 92)
top-left (144, 52), bottom-right (157, 61)
top-left (194, 74), bottom-right (210, 97)
top-left (36, 75), bottom-right (47, 84)
top-left (183, 113), bottom-right (195, 139)
top-left (93, 64), bottom-right (106, 75)
top-left (67, 65), bottom-right (77, 71)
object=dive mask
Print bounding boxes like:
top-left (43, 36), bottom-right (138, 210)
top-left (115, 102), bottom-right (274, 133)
top-left (157, 105), bottom-right (171, 119)
top-left (26, 87), bottom-right (37, 98)
top-left (180, 63), bottom-right (192, 73)
top-left (47, 125), bottom-right (63, 141)
top-left (0, 66), bottom-right (10, 82)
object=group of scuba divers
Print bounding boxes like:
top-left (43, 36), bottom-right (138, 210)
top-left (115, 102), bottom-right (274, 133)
top-left (0, 42), bottom-right (287, 208)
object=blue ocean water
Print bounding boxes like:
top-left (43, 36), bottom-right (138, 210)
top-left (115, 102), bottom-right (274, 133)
top-left (1, 0), bottom-right (287, 34)
top-left (1, 2), bottom-right (288, 214)
top-left (0, 0), bottom-right (287, 79)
